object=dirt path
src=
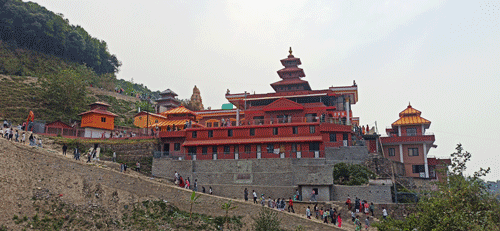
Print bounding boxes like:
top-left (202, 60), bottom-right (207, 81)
top-left (0, 138), bottom-right (354, 230)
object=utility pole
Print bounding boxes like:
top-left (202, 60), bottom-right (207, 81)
top-left (378, 131), bottom-right (398, 204)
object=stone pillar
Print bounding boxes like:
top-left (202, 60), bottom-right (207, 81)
top-left (398, 126), bottom-right (401, 136)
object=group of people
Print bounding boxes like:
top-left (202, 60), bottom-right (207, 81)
top-left (64, 143), bottom-right (140, 174)
top-left (345, 197), bottom-right (375, 216)
top-left (1, 125), bottom-right (41, 147)
top-left (306, 205), bottom-right (344, 228)
top-left (219, 118), bottom-right (233, 127)
top-left (174, 171), bottom-right (211, 194)
top-left (244, 188), bottom-right (296, 213)
top-left (345, 196), bottom-right (387, 230)
top-left (353, 124), bottom-right (371, 136)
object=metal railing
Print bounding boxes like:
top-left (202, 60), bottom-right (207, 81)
top-left (208, 116), bottom-right (349, 127)
top-left (379, 131), bottom-right (435, 137)
top-left (42, 127), bottom-right (153, 139)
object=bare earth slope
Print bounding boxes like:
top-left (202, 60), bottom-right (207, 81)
top-left (0, 138), bottom-right (346, 230)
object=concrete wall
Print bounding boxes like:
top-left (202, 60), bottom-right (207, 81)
top-left (325, 146), bottom-right (369, 164)
top-left (152, 158), bottom-right (334, 199)
top-left (151, 146), bottom-right (390, 202)
top-left (332, 185), bottom-right (392, 203)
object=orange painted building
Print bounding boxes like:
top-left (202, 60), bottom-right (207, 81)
top-left (79, 102), bottom-right (117, 138)
top-left (134, 106), bottom-right (202, 131)
top-left (79, 102), bottom-right (117, 130)
top-left (134, 111), bottom-right (168, 128)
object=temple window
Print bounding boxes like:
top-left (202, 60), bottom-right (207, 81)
top-left (409, 148), bottom-right (419, 156)
top-left (406, 128), bottom-right (417, 136)
top-left (101, 117), bottom-right (106, 123)
top-left (273, 127), bottom-right (278, 135)
top-left (412, 165), bottom-right (425, 173)
top-left (292, 126), bottom-right (298, 134)
top-left (250, 128), bottom-right (255, 136)
top-left (309, 126), bottom-right (315, 134)
top-left (267, 144), bottom-right (274, 153)
top-left (388, 148), bottom-right (395, 156)
top-left (309, 142), bottom-right (320, 151)
top-left (192, 131), bottom-right (197, 138)
top-left (174, 143), bottom-right (181, 151)
top-left (329, 133), bottom-right (337, 142)
top-left (228, 129), bottom-right (233, 137)
top-left (208, 130), bottom-right (213, 138)
top-left (202, 147), bottom-right (208, 154)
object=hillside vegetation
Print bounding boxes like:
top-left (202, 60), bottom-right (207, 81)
top-left (0, 0), bottom-right (120, 75)
top-left (0, 43), bottom-right (141, 126)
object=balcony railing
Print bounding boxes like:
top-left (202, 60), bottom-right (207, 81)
top-left (380, 132), bottom-right (434, 137)
top-left (209, 116), bottom-right (349, 128)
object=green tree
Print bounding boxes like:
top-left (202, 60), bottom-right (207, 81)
top-left (374, 144), bottom-right (500, 231)
top-left (38, 69), bottom-right (87, 121)
top-left (333, 163), bottom-right (375, 185)
top-left (135, 101), bottom-right (155, 113)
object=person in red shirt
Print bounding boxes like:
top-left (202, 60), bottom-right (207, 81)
top-left (287, 197), bottom-right (295, 213)
top-left (346, 197), bottom-right (352, 210)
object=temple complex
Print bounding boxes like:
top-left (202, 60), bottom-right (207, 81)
top-left (152, 48), bottom-right (363, 160)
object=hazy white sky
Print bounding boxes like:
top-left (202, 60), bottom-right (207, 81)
top-left (29, 0), bottom-right (500, 180)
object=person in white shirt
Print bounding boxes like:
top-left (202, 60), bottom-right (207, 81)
top-left (382, 208), bottom-right (388, 219)
top-left (252, 190), bottom-right (258, 204)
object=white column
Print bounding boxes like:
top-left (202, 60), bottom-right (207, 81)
top-left (345, 98), bottom-right (351, 125)
top-left (422, 124), bottom-right (425, 135)
top-left (423, 143), bottom-right (429, 178)
top-left (398, 126), bottom-right (401, 136)
top-left (399, 144), bottom-right (404, 163)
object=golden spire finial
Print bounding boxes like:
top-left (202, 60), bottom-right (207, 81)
top-left (408, 102), bottom-right (411, 107)
top-left (289, 47), bottom-right (293, 55)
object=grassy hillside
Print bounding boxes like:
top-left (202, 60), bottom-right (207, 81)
top-left (0, 42), bottom-right (149, 126)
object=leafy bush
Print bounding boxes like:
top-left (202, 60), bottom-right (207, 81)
top-left (252, 207), bottom-right (285, 231)
top-left (333, 163), bottom-right (376, 185)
